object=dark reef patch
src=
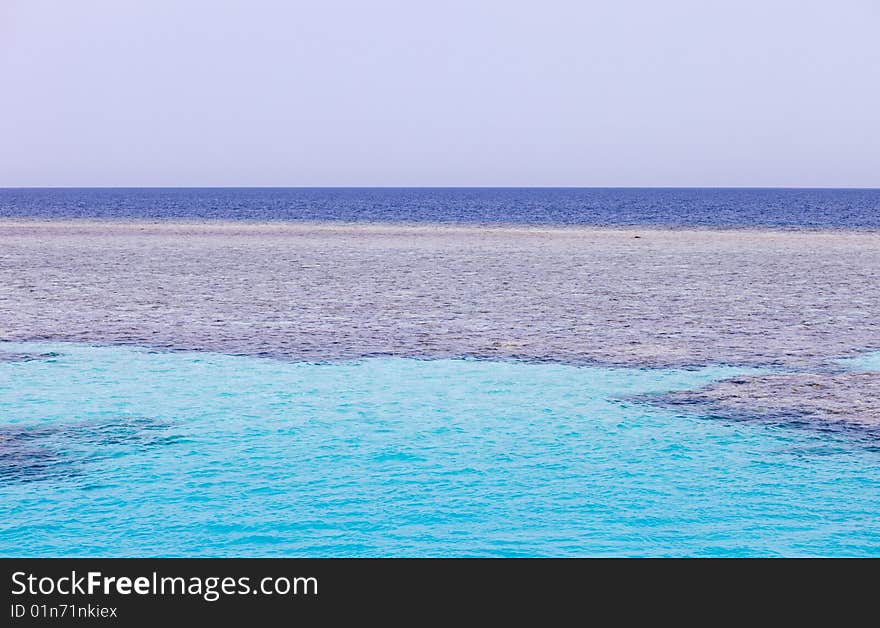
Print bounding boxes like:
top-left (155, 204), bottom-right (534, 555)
top-left (0, 416), bottom-right (178, 484)
top-left (642, 370), bottom-right (880, 436)
top-left (0, 351), bottom-right (61, 363)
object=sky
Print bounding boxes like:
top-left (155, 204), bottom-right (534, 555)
top-left (1, 0), bottom-right (878, 187)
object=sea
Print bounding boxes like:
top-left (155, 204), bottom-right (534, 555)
top-left (1, 187), bottom-right (879, 557)
top-left (1, 186), bottom-right (879, 228)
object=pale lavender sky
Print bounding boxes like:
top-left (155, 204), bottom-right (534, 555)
top-left (1, 0), bottom-right (878, 187)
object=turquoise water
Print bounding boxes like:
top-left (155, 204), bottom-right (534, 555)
top-left (2, 343), bottom-right (879, 557)
top-left (839, 351), bottom-right (880, 371)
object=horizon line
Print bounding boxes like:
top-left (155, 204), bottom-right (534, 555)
top-left (2, 185), bottom-right (879, 191)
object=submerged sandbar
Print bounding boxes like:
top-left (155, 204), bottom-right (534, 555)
top-left (1, 219), bottom-right (878, 427)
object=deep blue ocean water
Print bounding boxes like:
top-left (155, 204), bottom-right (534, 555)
top-left (1, 187), bottom-right (879, 227)
top-left (2, 343), bottom-right (879, 557)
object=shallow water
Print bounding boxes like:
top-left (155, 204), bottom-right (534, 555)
top-left (840, 352), bottom-right (880, 371)
top-left (4, 221), bottom-right (879, 430)
top-left (3, 222), bottom-right (879, 372)
top-left (2, 342), bottom-right (878, 557)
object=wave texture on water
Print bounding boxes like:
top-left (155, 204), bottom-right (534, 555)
top-left (2, 187), bottom-right (880, 228)
top-left (2, 221), bottom-right (878, 429)
top-left (2, 343), bottom-right (879, 557)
